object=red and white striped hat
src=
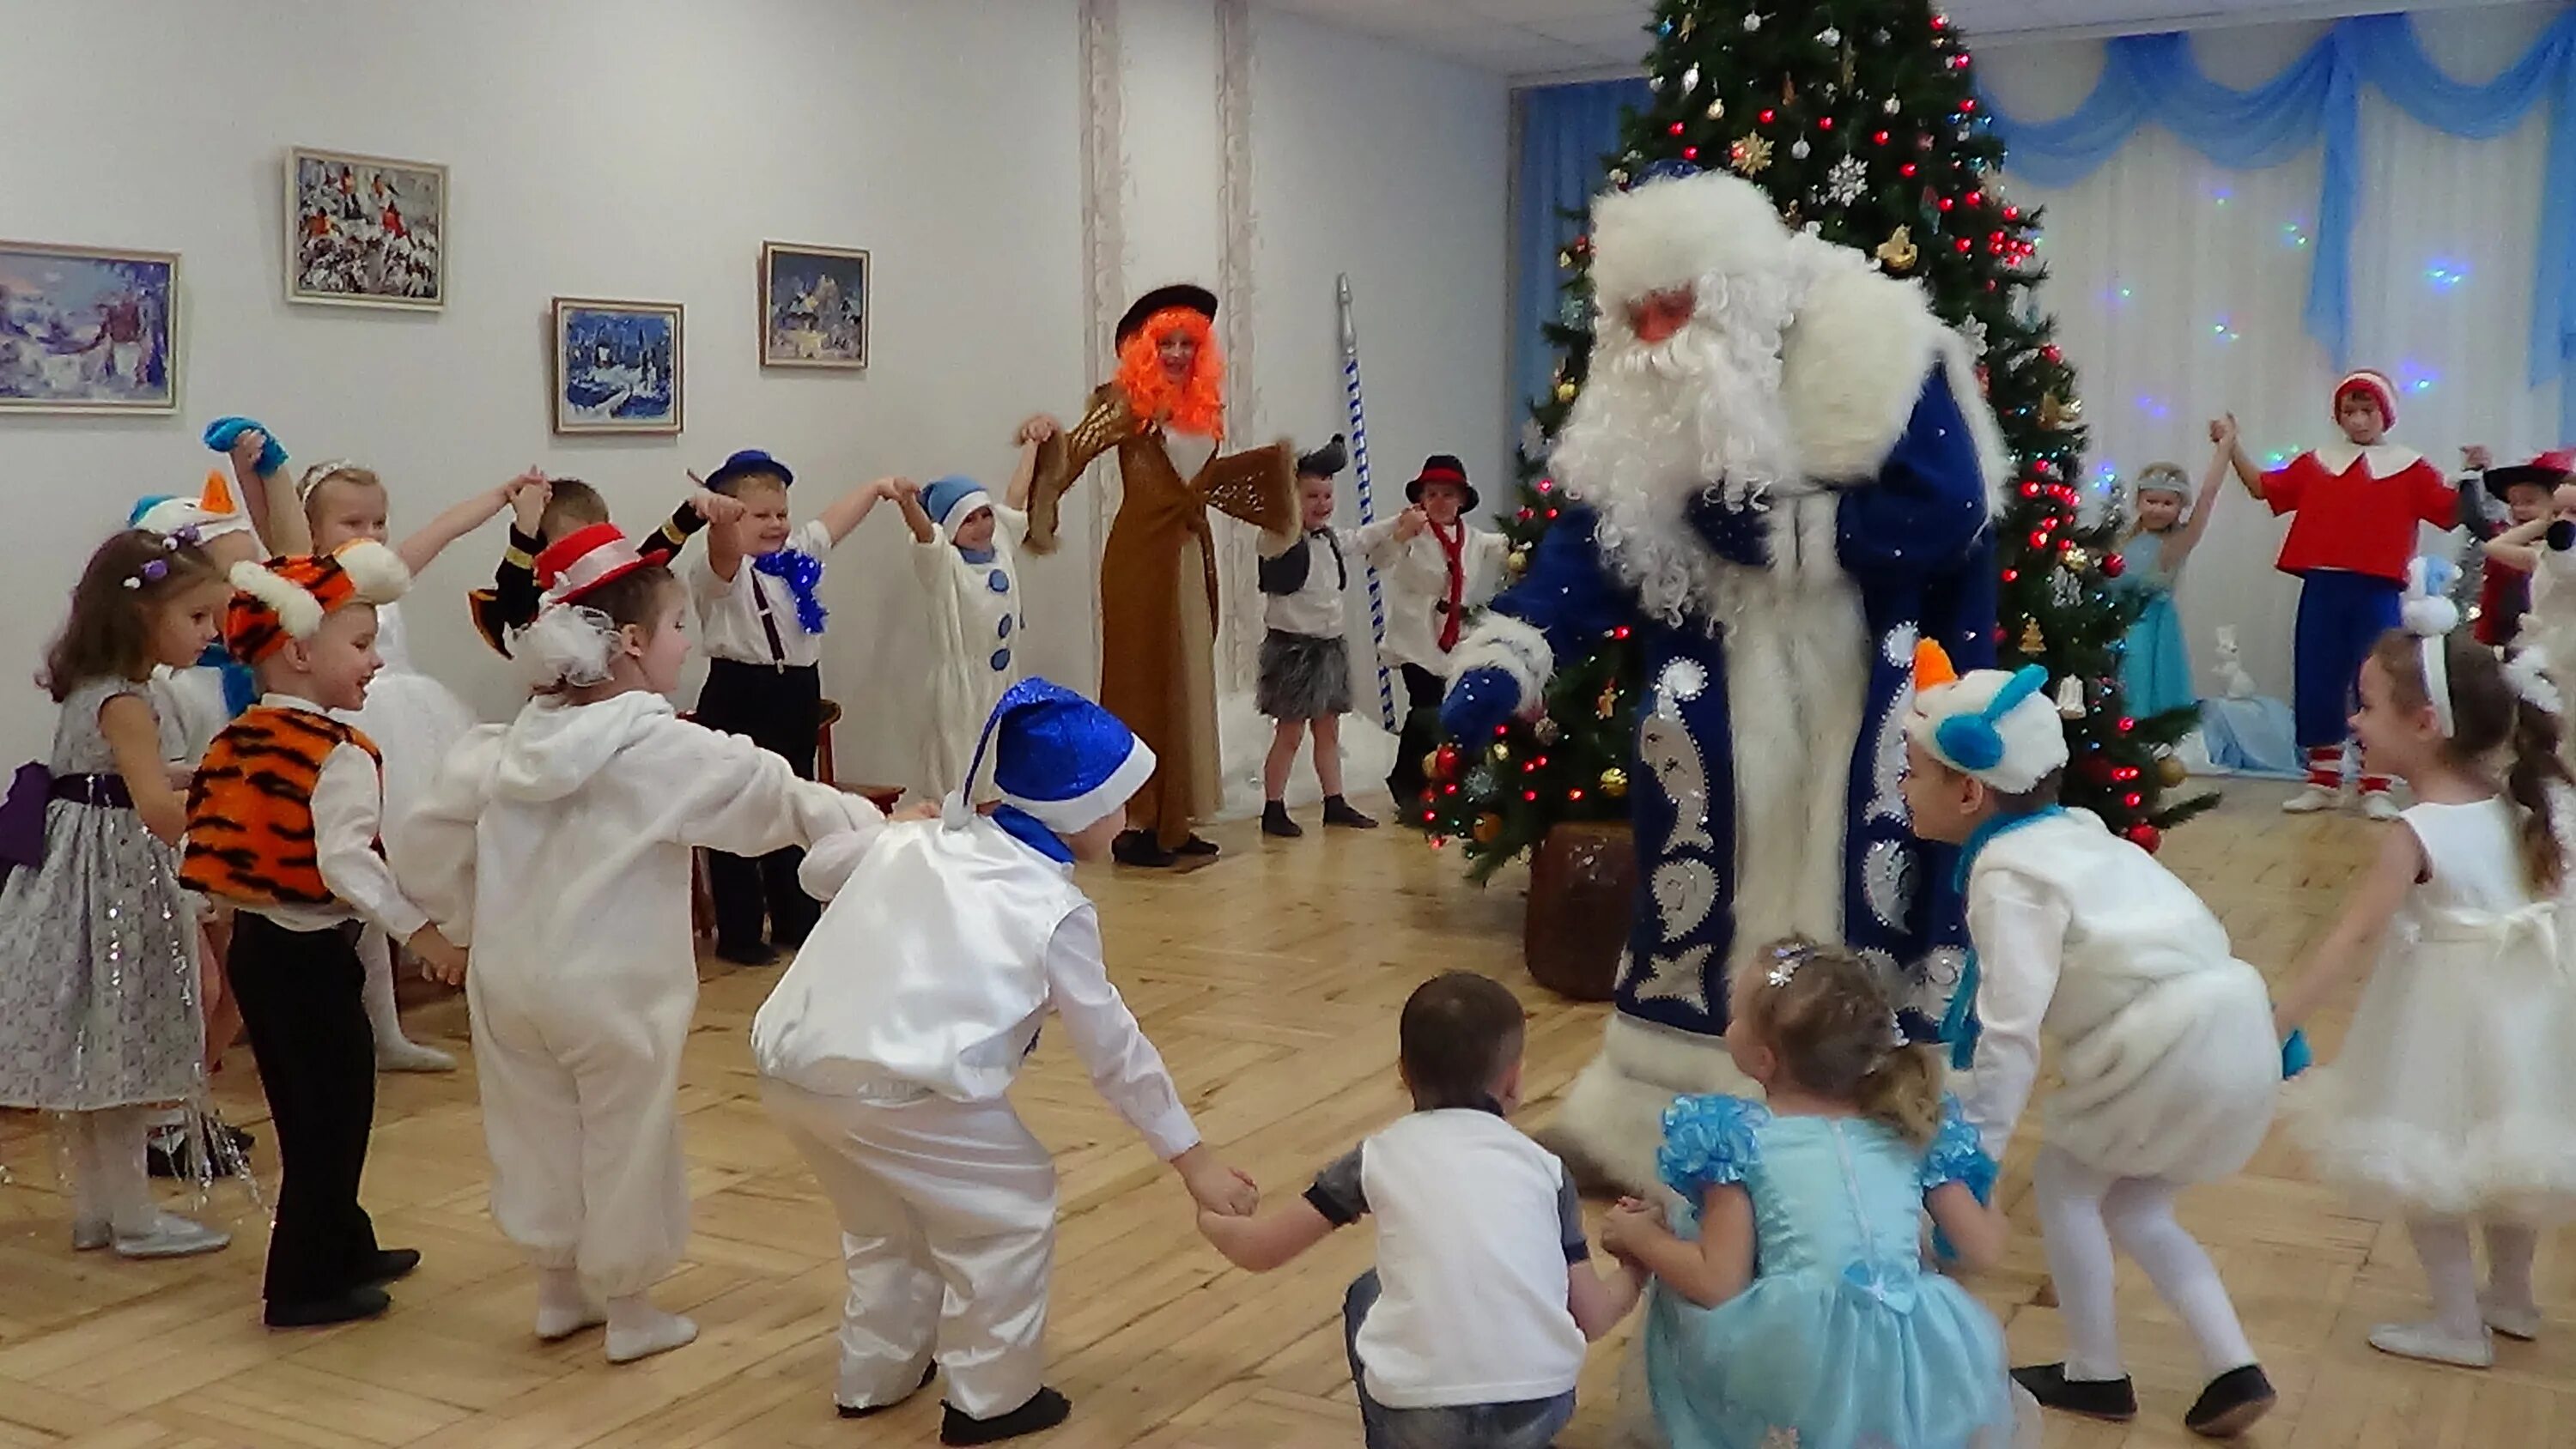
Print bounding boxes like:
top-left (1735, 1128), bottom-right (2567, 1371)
top-left (2333, 368), bottom-right (2400, 429)
top-left (535, 523), bottom-right (653, 606)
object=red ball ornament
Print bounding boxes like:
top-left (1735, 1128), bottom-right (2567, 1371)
top-left (2002, 568), bottom-right (2020, 583)
top-left (2020, 481), bottom-right (2041, 497)
top-left (1931, 12), bottom-right (1951, 29)
top-left (1682, 146), bottom-right (1700, 161)
top-left (2043, 344), bottom-right (2064, 363)
top-left (1902, 163), bottom-right (1919, 178)
top-left (2102, 552), bottom-right (2127, 579)
top-left (1873, 130), bottom-right (1891, 145)
top-left (1959, 99), bottom-right (1978, 113)
top-left (2123, 792), bottom-right (2144, 809)
top-left (1759, 107), bottom-right (1777, 124)
top-left (2127, 822), bottom-right (2163, 853)
top-left (1668, 122), bottom-right (1686, 136)
top-left (1535, 477), bottom-right (1554, 493)
top-left (1819, 116), bottom-right (1835, 130)
top-left (2028, 530), bottom-right (2050, 549)
top-left (1939, 197), bottom-right (1956, 212)
top-left (2117, 716), bottom-right (2137, 733)
top-left (1433, 744), bottom-right (1460, 779)
top-left (2003, 205), bottom-right (2021, 220)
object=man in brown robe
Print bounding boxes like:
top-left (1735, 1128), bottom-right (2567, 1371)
top-left (1024, 283), bottom-right (1297, 866)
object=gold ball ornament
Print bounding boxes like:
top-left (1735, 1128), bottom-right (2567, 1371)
top-left (1554, 380), bottom-right (1578, 403)
top-left (1729, 132), bottom-right (1776, 176)
top-left (1507, 548), bottom-right (1530, 579)
top-left (2038, 392), bottom-right (2086, 430)
top-left (2158, 755), bottom-right (2189, 788)
top-left (2062, 547), bottom-right (2092, 574)
top-left (1875, 225), bottom-right (1919, 273)
top-left (1473, 813), bottom-right (1504, 845)
top-left (1423, 749), bottom-right (1447, 782)
top-left (1601, 767), bottom-right (1630, 798)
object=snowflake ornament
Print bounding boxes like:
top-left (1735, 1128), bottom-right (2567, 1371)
top-left (1730, 132), bottom-right (1775, 175)
top-left (1824, 156), bottom-right (1868, 205)
top-left (1960, 316), bottom-right (1990, 353)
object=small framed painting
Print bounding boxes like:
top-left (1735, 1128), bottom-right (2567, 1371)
top-left (288, 146), bottom-right (447, 309)
top-left (0, 240), bottom-right (181, 414)
top-left (552, 298), bottom-right (683, 435)
top-left (760, 241), bottom-right (869, 369)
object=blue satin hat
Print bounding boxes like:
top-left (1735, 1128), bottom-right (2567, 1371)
top-left (707, 448), bottom-right (794, 490)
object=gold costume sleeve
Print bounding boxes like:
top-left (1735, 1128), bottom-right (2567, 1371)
top-left (1197, 440), bottom-right (1299, 549)
top-left (1024, 389), bottom-right (1135, 556)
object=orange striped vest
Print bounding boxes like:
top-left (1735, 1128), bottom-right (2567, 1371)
top-left (182, 706), bottom-right (382, 906)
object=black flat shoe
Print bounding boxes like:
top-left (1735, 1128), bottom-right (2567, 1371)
top-left (2012, 1363), bottom-right (2137, 1422)
top-left (941, 1386), bottom-right (1071, 1445)
top-left (358, 1248), bottom-right (421, 1286)
top-left (1261, 803), bottom-right (1303, 838)
top-left (2184, 1364), bottom-right (2275, 1438)
top-left (840, 1363), bottom-right (938, 1419)
top-left (714, 941), bottom-right (780, 967)
top-left (1175, 834), bottom-right (1219, 857)
top-left (1112, 830), bottom-right (1176, 867)
top-left (1321, 796), bottom-right (1378, 829)
top-left (265, 1285), bottom-right (392, 1329)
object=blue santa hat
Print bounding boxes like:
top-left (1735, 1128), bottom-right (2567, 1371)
top-left (950, 676), bottom-right (1157, 837)
top-left (920, 476), bottom-right (993, 542)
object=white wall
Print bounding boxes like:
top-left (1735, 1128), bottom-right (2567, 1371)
top-left (0, 0), bottom-right (1512, 791)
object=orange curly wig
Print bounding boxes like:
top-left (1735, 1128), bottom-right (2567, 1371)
top-left (1115, 307), bottom-right (1226, 440)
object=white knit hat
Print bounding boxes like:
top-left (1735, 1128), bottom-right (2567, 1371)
top-left (1905, 644), bottom-right (2069, 793)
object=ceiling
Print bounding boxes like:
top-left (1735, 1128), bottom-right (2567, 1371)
top-left (1258, 0), bottom-right (2537, 81)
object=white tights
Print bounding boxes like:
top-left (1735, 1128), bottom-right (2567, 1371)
top-left (356, 926), bottom-right (418, 1051)
top-left (62, 1107), bottom-right (159, 1234)
top-left (2032, 1144), bottom-right (2256, 1383)
top-left (2406, 1216), bottom-right (2540, 1337)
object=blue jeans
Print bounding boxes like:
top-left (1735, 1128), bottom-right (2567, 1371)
top-left (1342, 1270), bottom-right (1577, 1449)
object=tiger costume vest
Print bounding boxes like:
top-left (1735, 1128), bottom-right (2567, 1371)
top-left (182, 705), bottom-right (382, 906)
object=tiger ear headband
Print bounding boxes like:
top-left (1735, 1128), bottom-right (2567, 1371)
top-left (1905, 641), bottom-right (2069, 792)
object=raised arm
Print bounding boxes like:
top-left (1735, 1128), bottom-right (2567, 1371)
top-left (1024, 394), bottom-right (1138, 555)
top-left (2164, 424), bottom-right (2233, 570)
top-left (693, 471), bottom-right (746, 583)
top-left (231, 429), bottom-right (313, 555)
top-left (815, 477), bottom-right (895, 548)
top-left (2275, 821), bottom-right (2423, 1033)
top-left (1004, 430), bottom-right (1042, 512)
top-left (398, 473), bottom-right (535, 578)
top-left (2218, 414), bottom-right (2267, 499)
top-left (2487, 514), bottom-right (2551, 573)
top-left (890, 476), bottom-right (937, 544)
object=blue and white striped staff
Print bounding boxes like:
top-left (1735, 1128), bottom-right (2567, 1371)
top-left (1338, 274), bottom-right (1400, 732)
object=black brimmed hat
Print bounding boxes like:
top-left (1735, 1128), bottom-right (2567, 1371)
top-left (1406, 454), bottom-right (1478, 512)
top-left (1297, 434), bottom-right (1348, 480)
top-left (1115, 283), bottom-right (1218, 348)
top-left (2484, 448), bottom-right (2576, 503)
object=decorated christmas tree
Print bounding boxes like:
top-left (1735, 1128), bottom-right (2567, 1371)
top-left (1419, 0), bottom-right (2216, 879)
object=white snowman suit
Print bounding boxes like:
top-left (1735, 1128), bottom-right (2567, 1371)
top-left (1921, 664), bottom-right (2276, 1394)
top-left (909, 476), bottom-right (1028, 802)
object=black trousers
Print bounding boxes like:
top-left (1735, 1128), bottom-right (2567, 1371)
top-left (1384, 664), bottom-right (1446, 809)
top-left (695, 658), bottom-right (823, 950)
top-left (228, 913), bottom-right (381, 1307)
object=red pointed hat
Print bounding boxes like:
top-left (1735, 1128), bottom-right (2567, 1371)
top-left (535, 523), bottom-right (653, 605)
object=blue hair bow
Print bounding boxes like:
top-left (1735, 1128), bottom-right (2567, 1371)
top-left (753, 549), bottom-right (828, 635)
top-left (1934, 665), bottom-right (2050, 774)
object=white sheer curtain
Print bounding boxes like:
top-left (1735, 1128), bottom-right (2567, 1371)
top-left (1978, 4), bottom-right (2566, 702)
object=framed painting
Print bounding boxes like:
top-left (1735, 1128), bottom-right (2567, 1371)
top-left (759, 241), bottom-right (868, 369)
top-left (0, 240), bottom-right (180, 414)
top-left (287, 146), bottom-right (447, 309)
top-left (552, 297), bottom-right (683, 435)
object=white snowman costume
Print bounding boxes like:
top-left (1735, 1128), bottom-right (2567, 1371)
top-left (1917, 651), bottom-right (2277, 1415)
top-left (392, 526), bottom-right (883, 1358)
top-left (908, 476), bottom-right (1028, 803)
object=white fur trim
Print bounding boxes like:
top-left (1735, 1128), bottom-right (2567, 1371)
top-left (1779, 264), bottom-right (1946, 484)
top-left (1007, 737), bottom-right (1157, 835)
top-left (228, 560), bottom-right (324, 640)
top-left (1445, 612), bottom-right (1553, 702)
top-left (331, 539), bottom-right (411, 604)
top-left (1536, 1012), bottom-right (1759, 1196)
top-left (1587, 172), bottom-right (1795, 328)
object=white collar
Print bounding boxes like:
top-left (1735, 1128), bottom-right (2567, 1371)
top-left (260, 691), bottom-right (328, 714)
top-left (2309, 440), bottom-right (2425, 478)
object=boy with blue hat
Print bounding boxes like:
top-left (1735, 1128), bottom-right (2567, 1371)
top-left (1901, 642), bottom-right (2279, 1437)
top-left (683, 447), bottom-right (896, 965)
top-left (752, 676), bottom-right (1255, 1443)
top-left (888, 436), bottom-right (1040, 801)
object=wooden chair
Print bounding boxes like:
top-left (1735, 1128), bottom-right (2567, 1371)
top-left (687, 700), bottom-right (906, 943)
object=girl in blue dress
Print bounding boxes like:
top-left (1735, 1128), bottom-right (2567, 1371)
top-left (2117, 426), bottom-right (2230, 722)
top-left (1600, 939), bottom-right (2036, 1449)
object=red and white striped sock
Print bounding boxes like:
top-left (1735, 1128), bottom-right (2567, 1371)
top-left (2360, 774), bottom-right (2395, 797)
top-left (2306, 747), bottom-right (2344, 791)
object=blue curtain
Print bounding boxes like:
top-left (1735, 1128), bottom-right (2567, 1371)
top-left (1512, 80), bottom-right (1648, 426)
top-left (1980, 12), bottom-right (2576, 433)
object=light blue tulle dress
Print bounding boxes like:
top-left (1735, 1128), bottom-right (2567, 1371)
top-left (2118, 530), bottom-right (2197, 720)
top-left (1640, 1096), bottom-right (2024, 1449)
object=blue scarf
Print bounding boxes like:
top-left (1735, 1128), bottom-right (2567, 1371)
top-left (1941, 807), bottom-right (2065, 1070)
top-left (958, 545), bottom-right (997, 565)
top-left (753, 549), bottom-right (828, 635)
top-left (197, 641), bottom-right (258, 718)
top-left (993, 803), bottom-right (1072, 864)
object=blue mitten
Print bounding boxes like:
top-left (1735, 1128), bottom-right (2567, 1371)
top-left (1440, 666), bottom-right (1523, 741)
top-left (1684, 487), bottom-right (1771, 568)
top-left (203, 416), bottom-right (287, 476)
top-left (2281, 1028), bottom-right (2312, 1080)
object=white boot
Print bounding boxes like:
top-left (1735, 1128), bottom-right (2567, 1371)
top-left (1534, 1014), bottom-right (1756, 1197)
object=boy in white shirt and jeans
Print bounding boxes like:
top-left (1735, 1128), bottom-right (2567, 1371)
top-left (1195, 970), bottom-right (1640, 1449)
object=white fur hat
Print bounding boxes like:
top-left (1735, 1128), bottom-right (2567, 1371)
top-left (1905, 645), bottom-right (2069, 793)
top-left (1587, 169), bottom-right (1793, 323)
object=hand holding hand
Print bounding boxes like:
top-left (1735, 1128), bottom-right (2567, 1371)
top-left (1393, 506), bottom-right (1429, 543)
top-left (407, 925), bottom-right (469, 986)
top-left (230, 428), bottom-right (270, 470)
top-left (1018, 414), bottom-right (1061, 446)
top-left (1601, 1197), bottom-right (1663, 1256)
top-left (1175, 1146), bottom-right (1259, 1217)
top-left (508, 474), bottom-right (551, 532)
top-left (2464, 444), bottom-right (2495, 471)
top-left (2213, 413), bottom-right (2239, 449)
top-left (889, 476), bottom-right (922, 502)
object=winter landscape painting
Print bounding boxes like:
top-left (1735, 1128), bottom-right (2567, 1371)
top-left (553, 298), bottom-right (683, 435)
top-left (0, 242), bottom-right (179, 413)
top-left (760, 242), bottom-right (868, 368)
top-left (289, 147), bottom-right (445, 308)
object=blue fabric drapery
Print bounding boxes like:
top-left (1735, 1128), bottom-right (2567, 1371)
top-left (1981, 13), bottom-right (2576, 434)
top-left (1513, 80), bottom-right (1648, 420)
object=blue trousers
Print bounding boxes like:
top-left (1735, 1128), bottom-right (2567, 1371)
top-left (2292, 571), bottom-right (2401, 751)
top-left (1342, 1270), bottom-right (1576, 1449)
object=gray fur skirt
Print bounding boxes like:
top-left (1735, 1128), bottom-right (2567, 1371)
top-left (1257, 630), bottom-right (1351, 719)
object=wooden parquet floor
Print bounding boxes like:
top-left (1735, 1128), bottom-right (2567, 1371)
top-left (4, 782), bottom-right (2574, 1448)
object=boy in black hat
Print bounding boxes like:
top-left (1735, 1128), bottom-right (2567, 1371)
top-left (683, 448), bottom-right (897, 965)
top-left (2469, 446), bottom-right (2576, 647)
top-left (1255, 435), bottom-right (1393, 837)
top-left (1377, 455), bottom-right (1510, 808)
top-left (469, 476), bottom-right (744, 656)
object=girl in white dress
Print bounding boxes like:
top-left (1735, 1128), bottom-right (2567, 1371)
top-left (301, 460), bottom-right (540, 1071)
top-left (2277, 593), bottom-right (2576, 1368)
top-left (890, 441), bottom-right (1036, 803)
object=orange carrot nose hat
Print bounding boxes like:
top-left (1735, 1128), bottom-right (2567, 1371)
top-left (1906, 640), bottom-right (2067, 792)
top-left (131, 471), bottom-right (259, 548)
top-left (223, 541), bottom-right (410, 664)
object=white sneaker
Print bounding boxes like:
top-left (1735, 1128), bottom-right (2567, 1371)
top-left (2482, 1292), bottom-right (2543, 1341)
top-left (2282, 784), bottom-right (2342, 814)
top-left (2368, 1320), bottom-right (2493, 1367)
top-left (2361, 791), bottom-right (2403, 822)
top-left (376, 1038), bottom-right (458, 1073)
top-left (112, 1212), bottom-right (232, 1260)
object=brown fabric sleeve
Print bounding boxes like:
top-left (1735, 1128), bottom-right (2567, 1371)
top-left (1025, 388), bottom-right (1135, 557)
top-left (1197, 440), bottom-right (1299, 548)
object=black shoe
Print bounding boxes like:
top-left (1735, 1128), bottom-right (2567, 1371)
top-left (265, 1285), bottom-right (392, 1329)
top-left (941, 1387), bottom-right (1072, 1445)
top-left (358, 1248), bottom-right (421, 1286)
top-left (2184, 1364), bottom-right (2275, 1438)
top-left (2012, 1363), bottom-right (2137, 1422)
top-left (1112, 830), bottom-right (1176, 867)
top-left (1321, 795), bottom-right (1378, 829)
top-left (714, 940), bottom-right (780, 967)
top-left (840, 1363), bottom-right (938, 1419)
top-left (1175, 834), bottom-right (1219, 857)
top-left (147, 1122), bottom-right (253, 1179)
top-left (1261, 802), bottom-right (1303, 838)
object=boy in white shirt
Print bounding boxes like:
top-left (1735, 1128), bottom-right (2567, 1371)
top-left (683, 448), bottom-right (890, 966)
top-left (1194, 970), bottom-right (1640, 1449)
top-left (1256, 435), bottom-right (1388, 837)
top-left (1376, 456), bottom-right (1510, 807)
top-left (752, 676), bottom-right (1255, 1445)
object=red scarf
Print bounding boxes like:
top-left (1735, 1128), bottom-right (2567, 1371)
top-left (1431, 518), bottom-right (1467, 652)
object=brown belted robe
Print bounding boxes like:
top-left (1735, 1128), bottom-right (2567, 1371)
top-left (1026, 384), bottom-right (1297, 850)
